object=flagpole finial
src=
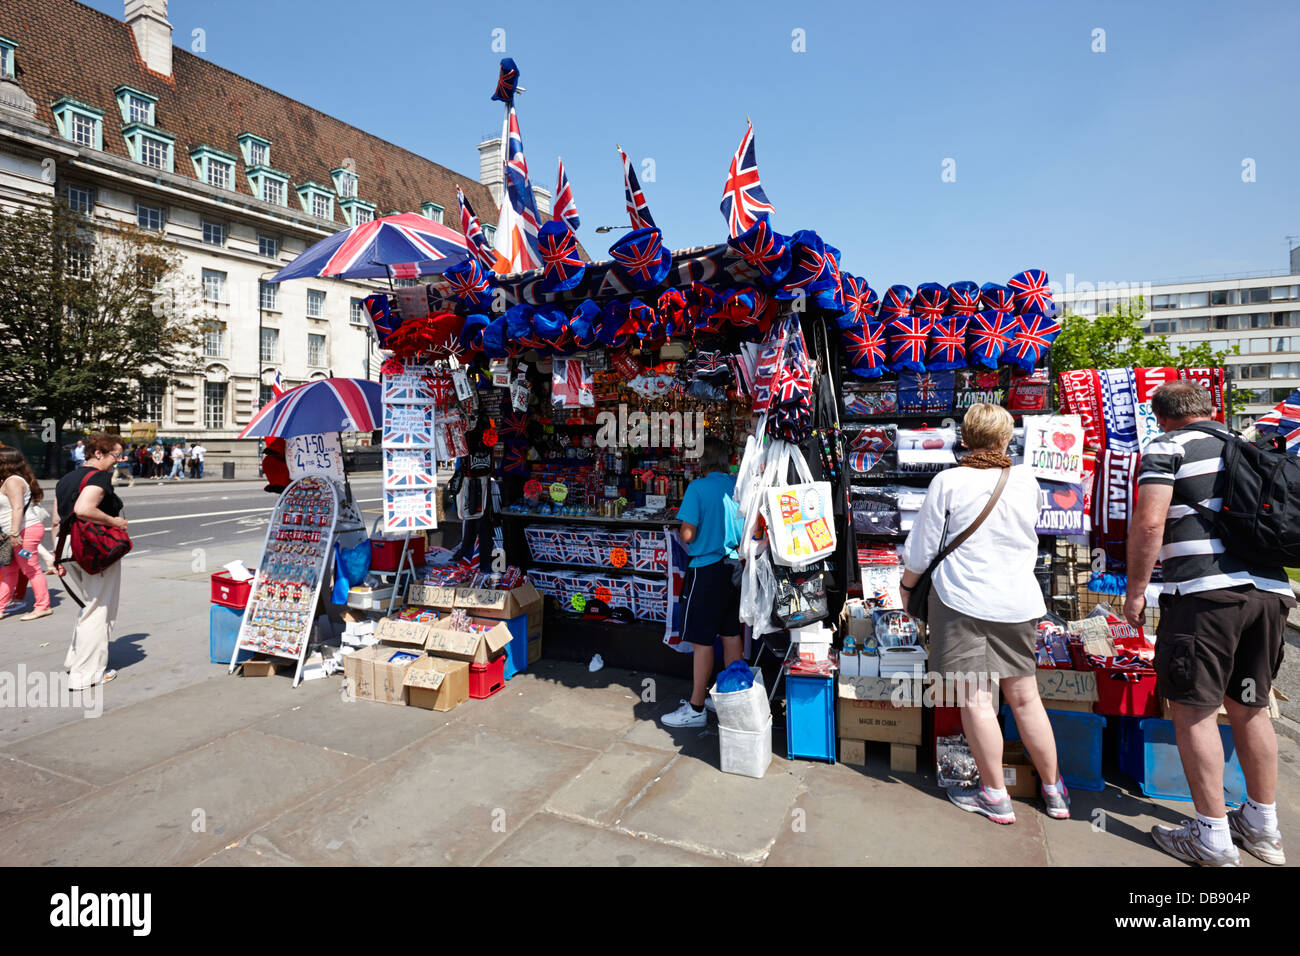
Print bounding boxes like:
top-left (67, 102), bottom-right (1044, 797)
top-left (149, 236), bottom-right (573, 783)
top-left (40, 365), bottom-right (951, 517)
top-left (746, 114), bottom-right (751, 125)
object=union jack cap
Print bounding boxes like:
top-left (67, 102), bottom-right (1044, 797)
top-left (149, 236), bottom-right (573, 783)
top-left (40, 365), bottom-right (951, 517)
top-left (570, 299), bottom-right (602, 350)
top-left (506, 304), bottom-right (541, 350)
top-left (880, 284), bottom-right (915, 322)
top-left (966, 308), bottom-right (1020, 370)
top-left (481, 315), bottom-right (512, 359)
top-left (690, 283), bottom-right (726, 335)
top-left (725, 217), bottom-right (791, 286)
top-left (537, 220), bottom-right (586, 293)
top-left (443, 257), bottom-right (493, 310)
top-left (609, 227), bottom-right (672, 290)
top-left (946, 281), bottom-right (981, 316)
top-left (980, 282), bottom-right (1015, 313)
top-left (841, 319), bottom-right (888, 379)
top-left (817, 244), bottom-right (846, 310)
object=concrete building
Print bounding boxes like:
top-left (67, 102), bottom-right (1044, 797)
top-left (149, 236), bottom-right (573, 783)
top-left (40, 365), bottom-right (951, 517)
top-left (0, 0), bottom-right (547, 470)
top-left (1055, 267), bottom-right (1300, 428)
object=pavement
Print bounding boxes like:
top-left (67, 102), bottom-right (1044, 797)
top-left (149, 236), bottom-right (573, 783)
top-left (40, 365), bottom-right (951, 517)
top-left (0, 478), bottom-right (1298, 866)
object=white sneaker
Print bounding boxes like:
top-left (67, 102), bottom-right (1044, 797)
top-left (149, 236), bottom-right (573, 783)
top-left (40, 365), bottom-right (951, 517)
top-left (661, 700), bottom-right (707, 728)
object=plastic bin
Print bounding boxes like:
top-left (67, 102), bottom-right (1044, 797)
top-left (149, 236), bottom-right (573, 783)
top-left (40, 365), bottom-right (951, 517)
top-left (1002, 705), bottom-right (1106, 792)
top-left (468, 656), bottom-right (506, 699)
top-left (1094, 671), bottom-right (1160, 718)
top-left (502, 614), bottom-right (529, 680)
top-left (210, 605), bottom-right (253, 665)
top-left (210, 569), bottom-right (255, 609)
top-left (371, 534), bottom-right (426, 571)
top-left (710, 667), bottom-right (769, 732)
top-left (785, 674), bottom-right (836, 763)
top-left (1118, 717), bottom-right (1248, 805)
top-left (720, 717), bottom-right (773, 778)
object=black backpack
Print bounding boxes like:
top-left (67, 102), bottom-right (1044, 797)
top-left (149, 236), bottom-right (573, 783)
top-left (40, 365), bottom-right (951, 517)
top-left (1175, 423), bottom-right (1300, 566)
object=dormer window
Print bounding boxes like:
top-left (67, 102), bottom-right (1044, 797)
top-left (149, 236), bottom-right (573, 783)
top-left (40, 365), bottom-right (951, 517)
top-left (114, 86), bottom-right (157, 126)
top-left (238, 133), bottom-right (271, 169)
top-left (297, 183), bottom-right (335, 222)
top-left (421, 201), bottom-right (444, 224)
top-left (248, 166), bottom-right (289, 207)
top-left (0, 36), bottom-right (16, 79)
top-left (331, 166), bottom-right (357, 199)
top-left (190, 146), bottom-right (238, 191)
top-left (52, 98), bottom-right (104, 150)
top-left (340, 197), bottom-right (376, 227)
top-left (123, 123), bottom-right (174, 172)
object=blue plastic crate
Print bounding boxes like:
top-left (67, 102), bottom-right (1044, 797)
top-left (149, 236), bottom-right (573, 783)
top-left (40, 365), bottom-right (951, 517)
top-left (786, 674), bottom-right (836, 763)
top-left (1120, 717), bottom-right (1248, 806)
top-left (210, 604), bottom-right (253, 665)
top-left (502, 613), bottom-right (528, 680)
top-left (1002, 705), bottom-right (1106, 792)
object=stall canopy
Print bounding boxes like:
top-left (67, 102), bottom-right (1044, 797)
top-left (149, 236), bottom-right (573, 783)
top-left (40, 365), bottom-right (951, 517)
top-left (270, 213), bottom-right (472, 283)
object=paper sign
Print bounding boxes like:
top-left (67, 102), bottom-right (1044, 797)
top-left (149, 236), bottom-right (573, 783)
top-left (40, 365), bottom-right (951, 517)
top-left (384, 447), bottom-right (435, 489)
top-left (1135, 401), bottom-right (1161, 451)
top-left (287, 433), bottom-right (344, 480)
top-left (1035, 480), bottom-right (1085, 535)
top-left (645, 494), bottom-right (666, 511)
top-left (1035, 669), bottom-right (1099, 702)
top-left (1068, 617), bottom-right (1115, 657)
top-left (491, 360), bottom-right (511, 388)
top-left (609, 548), bottom-right (628, 569)
top-left (382, 404), bottom-right (435, 448)
top-left (452, 368), bottom-right (472, 402)
top-left (549, 481), bottom-right (568, 503)
top-left (1023, 415), bottom-right (1085, 483)
top-left (384, 488), bottom-right (437, 532)
top-left (837, 677), bottom-right (922, 704)
top-left (375, 618), bottom-right (433, 649)
top-left (407, 583), bottom-right (456, 608)
top-left (382, 365), bottom-right (435, 403)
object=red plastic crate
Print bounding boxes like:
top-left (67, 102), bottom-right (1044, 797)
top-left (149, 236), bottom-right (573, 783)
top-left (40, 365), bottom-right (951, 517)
top-left (371, 534), bottom-right (426, 572)
top-left (1093, 671), bottom-right (1160, 718)
top-left (211, 569), bottom-right (255, 609)
top-left (468, 655), bottom-right (506, 699)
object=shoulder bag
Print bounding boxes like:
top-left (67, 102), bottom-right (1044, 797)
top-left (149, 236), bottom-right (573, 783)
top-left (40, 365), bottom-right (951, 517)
top-left (906, 467), bottom-right (1009, 623)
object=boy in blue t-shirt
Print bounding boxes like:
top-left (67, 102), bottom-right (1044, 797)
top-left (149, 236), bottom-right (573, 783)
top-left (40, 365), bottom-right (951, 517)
top-left (662, 437), bottom-right (744, 728)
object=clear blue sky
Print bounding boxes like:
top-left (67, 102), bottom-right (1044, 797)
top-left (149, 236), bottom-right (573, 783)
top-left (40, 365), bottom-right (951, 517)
top-left (88, 0), bottom-right (1300, 287)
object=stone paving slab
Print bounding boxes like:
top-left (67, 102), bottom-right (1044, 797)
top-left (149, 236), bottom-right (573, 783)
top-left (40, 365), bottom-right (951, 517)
top-left (0, 755), bottom-right (94, 830)
top-left (544, 743), bottom-right (678, 826)
top-left (481, 811), bottom-right (726, 867)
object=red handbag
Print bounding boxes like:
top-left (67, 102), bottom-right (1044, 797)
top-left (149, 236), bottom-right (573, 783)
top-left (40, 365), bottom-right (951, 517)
top-left (57, 470), bottom-right (132, 574)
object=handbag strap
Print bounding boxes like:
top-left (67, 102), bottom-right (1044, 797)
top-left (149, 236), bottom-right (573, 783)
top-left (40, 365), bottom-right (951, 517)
top-left (925, 467), bottom-right (1010, 574)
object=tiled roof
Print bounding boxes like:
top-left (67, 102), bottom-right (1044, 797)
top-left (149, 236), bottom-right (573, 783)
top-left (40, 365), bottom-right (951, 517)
top-left (0, 0), bottom-right (499, 227)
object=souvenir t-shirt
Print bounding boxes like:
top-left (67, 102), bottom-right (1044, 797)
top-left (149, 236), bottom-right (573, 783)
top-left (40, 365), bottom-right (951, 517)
top-left (676, 471), bottom-right (737, 568)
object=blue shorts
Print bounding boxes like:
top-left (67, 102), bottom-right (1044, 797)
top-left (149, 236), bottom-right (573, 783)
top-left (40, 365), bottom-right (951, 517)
top-left (680, 560), bottom-right (742, 646)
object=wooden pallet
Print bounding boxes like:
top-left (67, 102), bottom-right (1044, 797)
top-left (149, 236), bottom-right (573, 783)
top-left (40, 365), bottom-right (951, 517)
top-left (839, 737), bottom-right (918, 773)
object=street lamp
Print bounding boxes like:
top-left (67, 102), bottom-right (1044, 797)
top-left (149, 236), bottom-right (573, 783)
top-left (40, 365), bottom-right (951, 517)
top-left (594, 224), bottom-right (634, 234)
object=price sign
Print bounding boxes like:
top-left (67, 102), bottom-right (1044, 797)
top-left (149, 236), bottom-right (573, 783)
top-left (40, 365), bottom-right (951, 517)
top-left (287, 433), bottom-right (344, 480)
top-left (570, 593), bottom-right (586, 612)
top-left (609, 547), bottom-right (628, 569)
top-left (595, 586), bottom-right (611, 603)
top-left (1035, 669), bottom-right (1099, 703)
top-left (550, 481), bottom-right (568, 504)
top-left (645, 494), bottom-right (667, 511)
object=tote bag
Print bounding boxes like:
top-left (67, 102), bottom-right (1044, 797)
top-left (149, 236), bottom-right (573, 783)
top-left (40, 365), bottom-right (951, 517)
top-left (762, 444), bottom-right (837, 567)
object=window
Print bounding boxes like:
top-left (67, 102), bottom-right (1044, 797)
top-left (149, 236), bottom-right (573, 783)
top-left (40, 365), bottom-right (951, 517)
top-left (354, 206), bottom-right (373, 224)
top-left (0, 38), bottom-right (13, 79)
top-left (332, 167), bottom-right (358, 199)
top-left (206, 158), bottom-right (232, 189)
top-left (1182, 317), bottom-right (1208, 332)
top-left (202, 269), bottom-right (226, 304)
top-left (313, 193), bottom-right (332, 220)
top-left (1272, 336), bottom-right (1293, 352)
top-left (308, 333), bottom-right (327, 367)
top-left (1210, 290), bottom-right (1230, 306)
top-left (52, 99), bottom-right (104, 150)
top-left (65, 184), bottom-right (93, 215)
top-left (204, 323), bottom-right (227, 357)
top-left (1245, 287), bottom-right (1270, 304)
top-left (139, 135), bottom-right (170, 170)
top-left (1269, 362), bottom-right (1300, 379)
top-left (1241, 364), bottom-right (1269, 380)
top-left (259, 384), bottom-right (276, 408)
top-left (1182, 292), bottom-right (1209, 309)
top-left (1149, 319), bottom-right (1172, 334)
top-left (204, 382), bottom-right (226, 430)
top-left (260, 327), bottom-right (279, 363)
top-left (249, 141), bottom-right (267, 166)
top-left (140, 382), bottom-right (165, 422)
top-left (129, 95), bottom-right (152, 124)
top-left (65, 243), bottom-right (93, 280)
top-left (421, 201), bottom-right (444, 224)
top-left (1249, 338), bottom-right (1270, 354)
top-left (258, 234), bottom-right (280, 259)
top-left (341, 198), bottom-right (376, 226)
top-left (238, 133), bottom-right (271, 169)
top-left (306, 289), bottom-right (325, 318)
top-left (350, 298), bottom-right (366, 325)
top-left (1271, 285), bottom-right (1299, 301)
top-left (114, 86), bottom-right (157, 126)
top-left (201, 220), bottom-right (225, 246)
top-left (483, 224), bottom-right (496, 244)
top-left (259, 280), bottom-right (278, 312)
top-left (260, 176), bottom-right (286, 206)
top-left (136, 203), bottom-right (164, 231)
top-left (71, 112), bottom-right (98, 147)
top-left (1152, 294), bottom-right (1175, 310)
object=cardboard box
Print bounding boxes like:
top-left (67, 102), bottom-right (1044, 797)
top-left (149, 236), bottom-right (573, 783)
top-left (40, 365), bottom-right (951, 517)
top-left (527, 635), bottom-right (543, 665)
top-left (890, 743), bottom-right (917, 774)
top-left (1002, 741), bottom-right (1039, 797)
top-left (374, 618), bottom-right (435, 651)
top-left (455, 582), bottom-right (544, 637)
top-left (428, 616), bottom-right (512, 665)
top-left (837, 678), bottom-right (923, 745)
top-left (839, 738), bottom-right (866, 766)
top-left (342, 644), bottom-right (387, 701)
top-left (1044, 699), bottom-right (1096, 714)
top-left (375, 648), bottom-right (424, 705)
top-left (239, 657), bottom-right (283, 678)
top-left (406, 583), bottom-right (458, 611)
top-left (1036, 668), bottom-right (1099, 704)
top-left (403, 656), bottom-right (469, 712)
top-left (1160, 687), bottom-right (1284, 723)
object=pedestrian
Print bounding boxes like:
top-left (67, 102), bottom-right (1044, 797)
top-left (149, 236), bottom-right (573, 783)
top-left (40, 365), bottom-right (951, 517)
top-left (66, 439), bottom-right (86, 475)
top-left (113, 444), bottom-right (135, 488)
top-left (661, 436), bottom-right (743, 728)
top-left (150, 440), bottom-right (165, 480)
top-left (189, 440), bottom-right (206, 479)
top-left (0, 448), bottom-right (52, 621)
top-left (1126, 380), bottom-right (1294, 866)
top-left (54, 432), bottom-right (129, 689)
top-left (135, 444), bottom-right (149, 478)
top-left (900, 403), bottom-right (1068, 824)
top-left (169, 441), bottom-right (186, 480)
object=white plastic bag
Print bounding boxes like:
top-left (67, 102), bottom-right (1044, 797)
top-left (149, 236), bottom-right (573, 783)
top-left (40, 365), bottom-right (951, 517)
top-left (762, 445), bottom-right (837, 567)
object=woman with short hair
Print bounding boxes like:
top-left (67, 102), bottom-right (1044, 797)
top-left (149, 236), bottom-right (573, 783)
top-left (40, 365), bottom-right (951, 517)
top-left (901, 403), bottom-right (1067, 824)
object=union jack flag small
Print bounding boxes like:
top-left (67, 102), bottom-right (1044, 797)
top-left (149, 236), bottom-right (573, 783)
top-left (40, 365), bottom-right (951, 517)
top-left (885, 315), bottom-right (932, 372)
top-left (619, 145), bottom-right (655, 229)
top-left (363, 293), bottom-right (397, 345)
top-left (553, 157), bottom-right (580, 230)
top-left (457, 186), bottom-right (498, 270)
top-left (694, 350), bottom-right (730, 379)
top-left (382, 403), bottom-right (435, 448)
top-left (720, 120), bottom-right (775, 237)
top-left (499, 411), bottom-right (529, 441)
top-left (1008, 268), bottom-right (1055, 316)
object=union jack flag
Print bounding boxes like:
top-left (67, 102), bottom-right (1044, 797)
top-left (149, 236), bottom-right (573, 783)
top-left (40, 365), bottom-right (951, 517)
top-left (499, 411), bottom-right (529, 441)
top-left (842, 321), bottom-right (887, 378)
top-left (913, 283), bottom-right (948, 323)
top-left (272, 368), bottom-right (284, 398)
top-left (1254, 388), bottom-right (1300, 453)
top-left (750, 337), bottom-right (786, 413)
top-left (927, 316), bottom-right (970, 369)
top-left (382, 370), bottom-right (436, 404)
top-left (384, 489), bottom-right (438, 533)
top-left (553, 157), bottom-right (580, 230)
top-left (620, 146), bottom-right (655, 228)
top-left (384, 448), bottom-right (436, 489)
top-left (946, 280), bottom-right (980, 316)
top-left (694, 350), bottom-right (730, 378)
top-left (502, 442), bottom-right (530, 476)
top-left (886, 315), bottom-right (932, 371)
top-left (967, 309), bottom-right (1020, 368)
top-left (456, 186), bottom-right (498, 270)
top-left (444, 258), bottom-right (491, 306)
top-left (720, 120), bottom-right (775, 237)
top-left (1006, 312), bottom-right (1061, 365)
top-left (538, 224), bottom-right (584, 287)
top-left (363, 293), bottom-right (397, 345)
top-left (552, 358), bottom-right (593, 408)
top-left (505, 108), bottom-right (542, 237)
top-left (382, 403), bottom-right (435, 448)
top-left (880, 284), bottom-right (914, 322)
top-left (1008, 268), bottom-right (1055, 316)
top-left (728, 217), bottom-right (787, 279)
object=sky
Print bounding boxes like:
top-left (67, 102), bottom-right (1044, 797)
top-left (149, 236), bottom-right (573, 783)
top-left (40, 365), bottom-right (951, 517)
top-left (85, 0), bottom-right (1300, 289)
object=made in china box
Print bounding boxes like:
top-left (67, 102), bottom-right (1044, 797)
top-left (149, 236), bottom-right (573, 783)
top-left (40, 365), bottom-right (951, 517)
top-left (836, 676), bottom-right (923, 746)
top-left (342, 645), bottom-right (425, 705)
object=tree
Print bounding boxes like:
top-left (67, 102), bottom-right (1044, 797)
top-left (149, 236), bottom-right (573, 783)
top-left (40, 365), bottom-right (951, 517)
top-left (0, 200), bottom-right (212, 475)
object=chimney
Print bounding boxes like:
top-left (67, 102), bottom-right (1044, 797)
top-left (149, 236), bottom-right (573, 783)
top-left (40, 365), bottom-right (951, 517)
top-left (477, 136), bottom-right (503, 207)
top-left (533, 185), bottom-right (552, 217)
top-left (125, 0), bottom-right (173, 77)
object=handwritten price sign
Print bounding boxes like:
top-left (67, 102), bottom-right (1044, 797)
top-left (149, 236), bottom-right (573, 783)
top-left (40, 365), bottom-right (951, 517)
top-left (287, 433), bottom-right (343, 480)
top-left (1035, 669), bottom-right (1098, 702)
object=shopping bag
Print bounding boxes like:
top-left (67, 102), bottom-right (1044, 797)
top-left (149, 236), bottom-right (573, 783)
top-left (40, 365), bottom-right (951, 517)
top-left (761, 444), bottom-right (837, 567)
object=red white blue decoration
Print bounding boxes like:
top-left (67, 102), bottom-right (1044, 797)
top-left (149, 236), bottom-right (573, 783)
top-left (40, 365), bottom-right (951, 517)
top-left (946, 280), bottom-right (981, 316)
top-left (270, 212), bottom-right (470, 283)
top-left (1005, 312), bottom-right (1061, 372)
top-left (442, 256), bottom-right (494, 309)
top-left (967, 309), bottom-right (1020, 369)
top-left (927, 315), bottom-right (971, 371)
top-left (620, 145), bottom-right (656, 229)
top-left (537, 220), bottom-right (585, 292)
top-left (720, 120), bottom-right (776, 238)
top-left (1008, 269), bottom-right (1055, 316)
top-left (239, 378), bottom-right (381, 439)
top-left (842, 320), bottom-right (888, 379)
top-left (980, 282), bottom-right (1015, 313)
top-left (553, 157), bottom-right (581, 231)
top-left (1254, 388), bottom-right (1300, 454)
top-left (608, 226), bottom-right (672, 290)
top-left (886, 314), bottom-right (932, 374)
top-left (725, 217), bottom-right (791, 287)
top-left (457, 186), bottom-right (499, 271)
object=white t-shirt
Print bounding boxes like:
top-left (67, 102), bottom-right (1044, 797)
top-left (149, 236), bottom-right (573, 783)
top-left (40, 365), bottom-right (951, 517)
top-left (191, 445), bottom-right (206, 461)
top-left (172, 446), bottom-right (184, 462)
top-left (902, 463), bottom-right (1045, 623)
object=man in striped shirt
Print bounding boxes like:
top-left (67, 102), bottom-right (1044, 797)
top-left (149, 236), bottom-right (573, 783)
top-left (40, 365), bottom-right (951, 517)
top-left (1126, 380), bottom-right (1293, 867)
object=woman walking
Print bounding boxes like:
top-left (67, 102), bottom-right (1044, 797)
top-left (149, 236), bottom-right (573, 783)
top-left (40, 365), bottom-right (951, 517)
top-left (0, 448), bottom-right (52, 621)
top-left (901, 403), bottom-right (1067, 824)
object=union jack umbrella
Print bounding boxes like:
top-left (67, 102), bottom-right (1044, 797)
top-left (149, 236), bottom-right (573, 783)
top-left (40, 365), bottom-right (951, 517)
top-left (1005, 312), bottom-right (1061, 372)
top-left (946, 280), bottom-right (981, 316)
top-left (270, 212), bottom-right (471, 283)
top-left (457, 186), bottom-right (499, 271)
top-left (1254, 388), bottom-right (1300, 454)
top-left (491, 57), bottom-right (523, 105)
top-left (619, 145), bottom-right (656, 229)
top-left (442, 256), bottom-right (494, 309)
top-left (553, 157), bottom-right (580, 230)
top-left (886, 315), bottom-right (932, 373)
top-left (967, 309), bottom-right (1021, 369)
top-left (1008, 268), bottom-right (1055, 316)
top-left (842, 320), bottom-right (887, 379)
top-left (537, 220), bottom-right (585, 293)
top-left (979, 282), bottom-right (1016, 313)
top-left (720, 120), bottom-right (776, 238)
top-left (608, 227), bottom-right (671, 289)
top-left (927, 315), bottom-right (970, 371)
top-left (239, 378), bottom-right (382, 439)
top-left (725, 217), bottom-right (791, 286)
top-left (838, 275), bottom-right (880, 331)
top-left (879, 284), bottom-right (915, 322)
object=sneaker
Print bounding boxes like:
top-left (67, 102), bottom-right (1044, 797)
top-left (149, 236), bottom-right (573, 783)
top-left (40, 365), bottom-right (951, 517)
top-left (1228, 807), bottom-right (1285, 865)
top-left (1150, 820), bottom-right (1240, 867)
top-left (947, 785), bottom-right (1016, 824)
top-left (704, 697), bottom-right (716, 713)
top-left (661, 699), bottom-right (707, 728)
top-left (1040, 777), bottom-right (1071, 820)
